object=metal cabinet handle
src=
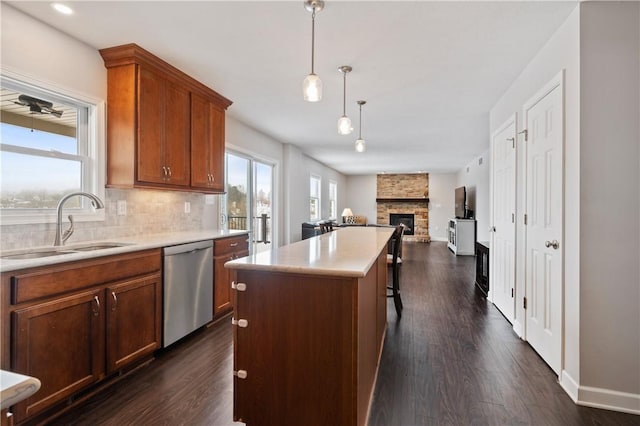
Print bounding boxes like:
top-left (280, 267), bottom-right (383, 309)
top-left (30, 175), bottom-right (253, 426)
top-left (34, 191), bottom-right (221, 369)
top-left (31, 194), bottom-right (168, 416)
top-left (230, 242), bottom-right (238, 247)
top-left (167, 167), bottom-right (172, 177)
top-left (232, 318), bottom-right (249, 328)
top-left (111, 291), bottom-right (117, 311)
top-left (162, 166), bottom-right (168, 178)
top-left (232, 282), bottom-right (247, 292)
top-left (93, 296), bottom-right (100, 316)
top-left (545, 240), bottom-right (560, 249)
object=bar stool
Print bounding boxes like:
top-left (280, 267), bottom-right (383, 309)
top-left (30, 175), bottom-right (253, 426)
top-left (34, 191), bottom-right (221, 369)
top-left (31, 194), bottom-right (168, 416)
top-left (319, 221), bottom-right (333, 234)
top-left (387, 224), bottom-right (405, 317)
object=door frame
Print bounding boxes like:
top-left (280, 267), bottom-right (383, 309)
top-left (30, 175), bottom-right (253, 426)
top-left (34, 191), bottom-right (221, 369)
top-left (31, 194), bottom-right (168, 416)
top-left (521, 69), bottom-right (565, 375)
top-left (224, 144), bottom-right (280, 252)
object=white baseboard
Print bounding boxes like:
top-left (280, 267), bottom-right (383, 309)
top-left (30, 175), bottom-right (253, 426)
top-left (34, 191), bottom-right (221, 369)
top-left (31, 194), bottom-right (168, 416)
top-left (560, 370), bottom-right (579, 402)
top-left (577, 385), bottom-right (640, 415)
top-left (559, 371), bottom-right (640, 415)
top-left (430, 237), bottom-right (448, 242)
top-left (512, 319), bottom-right (523, 338)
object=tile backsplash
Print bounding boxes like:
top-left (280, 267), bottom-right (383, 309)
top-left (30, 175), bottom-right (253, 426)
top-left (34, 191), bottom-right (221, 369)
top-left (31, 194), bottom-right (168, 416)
top-left (0, 188), bottom-right (220, 251)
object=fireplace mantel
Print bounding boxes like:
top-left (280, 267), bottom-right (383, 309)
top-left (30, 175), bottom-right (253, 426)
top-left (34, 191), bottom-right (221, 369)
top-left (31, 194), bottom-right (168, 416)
top-left (376, 198), bottom-right (429, 203)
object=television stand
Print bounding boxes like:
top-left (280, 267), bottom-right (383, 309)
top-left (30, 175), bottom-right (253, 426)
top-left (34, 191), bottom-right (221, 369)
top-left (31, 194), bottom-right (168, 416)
top-left (447, 218), bottom-right (476, 255)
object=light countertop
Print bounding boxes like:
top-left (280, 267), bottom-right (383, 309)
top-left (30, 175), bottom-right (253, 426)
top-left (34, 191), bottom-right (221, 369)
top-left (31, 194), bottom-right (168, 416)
top-left (225, 226), bottom-right (394, 277)
top-left (0, 229), bottom-right (248, 273)
top-left (0, 369), bottom-right (41, 410)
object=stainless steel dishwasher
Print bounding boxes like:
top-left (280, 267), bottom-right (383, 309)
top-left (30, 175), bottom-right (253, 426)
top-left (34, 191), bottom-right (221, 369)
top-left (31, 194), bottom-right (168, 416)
top-left (163, 240), bottom-right (213, 347)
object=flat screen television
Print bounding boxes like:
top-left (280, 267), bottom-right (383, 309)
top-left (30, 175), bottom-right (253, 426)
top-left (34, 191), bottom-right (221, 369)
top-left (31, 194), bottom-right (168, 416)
top-left (455, 186), bottom-right (466, 218)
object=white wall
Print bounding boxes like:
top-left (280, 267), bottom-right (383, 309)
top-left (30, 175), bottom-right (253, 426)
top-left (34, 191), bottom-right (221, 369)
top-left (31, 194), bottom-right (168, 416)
top-left (428, 173), bottom-right (457, 241)
top-left (456, 150), bottom-right (490, 242)
top-left (345, 175), bottom-right (377, 224)
top-left (283, 144), bottom-right (347, 243)
top-left (579, 1), bottom-right (639, 398)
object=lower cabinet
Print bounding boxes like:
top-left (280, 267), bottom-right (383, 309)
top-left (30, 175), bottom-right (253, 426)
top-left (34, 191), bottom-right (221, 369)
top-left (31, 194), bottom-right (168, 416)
top-left (213, 235), bottom-right (249, 318)
top-left (2, 249), bottom-right (162, 424)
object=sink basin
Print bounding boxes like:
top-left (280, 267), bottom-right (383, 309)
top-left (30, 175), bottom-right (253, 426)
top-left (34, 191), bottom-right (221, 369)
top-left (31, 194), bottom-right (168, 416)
top-left (1, 250), bottom-right (75, 260)
top-left (1, 242), bottom-right (133, 260)
top-left (70, 242), bottom-right (132, 251)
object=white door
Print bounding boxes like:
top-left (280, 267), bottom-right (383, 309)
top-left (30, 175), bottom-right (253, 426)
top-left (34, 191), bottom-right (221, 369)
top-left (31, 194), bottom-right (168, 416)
top-left (523, 72), bottom-right (564, 374)
top-left (490, 115), bottom-right (517, 323)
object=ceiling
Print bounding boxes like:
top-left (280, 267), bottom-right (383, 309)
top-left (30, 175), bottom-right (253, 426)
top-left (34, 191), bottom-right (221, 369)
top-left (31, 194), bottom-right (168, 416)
top-left (7, 1), bottom-right (577, 175)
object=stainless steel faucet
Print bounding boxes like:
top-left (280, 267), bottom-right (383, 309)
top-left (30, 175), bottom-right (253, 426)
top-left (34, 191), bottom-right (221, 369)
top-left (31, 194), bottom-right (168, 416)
top-left (54, 192), bottom-right (105, 246)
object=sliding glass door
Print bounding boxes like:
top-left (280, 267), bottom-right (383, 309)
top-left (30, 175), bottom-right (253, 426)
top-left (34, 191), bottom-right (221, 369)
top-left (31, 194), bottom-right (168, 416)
top-left (222, 152), bottom-right (274, 254)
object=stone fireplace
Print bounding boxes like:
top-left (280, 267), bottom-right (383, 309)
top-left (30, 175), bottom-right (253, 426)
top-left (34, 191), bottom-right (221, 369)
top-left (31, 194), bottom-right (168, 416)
top-left (376, 173), bottom-right (430, 242)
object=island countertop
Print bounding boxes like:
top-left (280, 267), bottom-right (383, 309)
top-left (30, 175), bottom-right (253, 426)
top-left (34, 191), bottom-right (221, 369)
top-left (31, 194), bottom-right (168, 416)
top-left (225, 226), bottom-right (394, 278)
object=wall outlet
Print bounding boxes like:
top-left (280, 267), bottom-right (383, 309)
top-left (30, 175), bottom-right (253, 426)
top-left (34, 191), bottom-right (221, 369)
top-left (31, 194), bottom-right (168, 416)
top-left (116, 200), bottom-right (127, 216)
top-left (204, 195), bottom-right (215, 205)
top-left (184, 202), bottom-right (191, 214)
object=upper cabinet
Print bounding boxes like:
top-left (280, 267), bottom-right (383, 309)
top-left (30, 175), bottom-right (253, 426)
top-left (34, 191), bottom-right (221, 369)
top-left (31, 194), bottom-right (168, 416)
top-left (100, 43), bottom-right (232, 193)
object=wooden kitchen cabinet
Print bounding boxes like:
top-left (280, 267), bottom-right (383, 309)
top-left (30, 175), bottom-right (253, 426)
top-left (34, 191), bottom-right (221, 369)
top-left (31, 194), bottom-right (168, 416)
top-left (100, 43), bottom-right (232, 193)
top-left (12, 289), bottom-right (104, 420)
top-left (137, 67), bottom-right (190, 187)
top-left (191, 93), bottom-right (225, 192)
top-left (105, 273), bottom-right (162, 373)
top-left (214, 235), bottom-right (249, 318)
top-left (1, 249), bottom-right (162, 424)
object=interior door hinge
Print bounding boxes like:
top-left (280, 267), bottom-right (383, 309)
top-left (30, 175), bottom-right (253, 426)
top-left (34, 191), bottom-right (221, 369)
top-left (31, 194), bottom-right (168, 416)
top-left (524, 214), bottom-right (528, 225)
top-left (518, 129), bottom-right (528, 142)
top-left (511, 213), bottom-right (515, 223)
top-left (523, 297), bottom-right (527, 310)
top-left (511, 288), bottom-right (514, 298)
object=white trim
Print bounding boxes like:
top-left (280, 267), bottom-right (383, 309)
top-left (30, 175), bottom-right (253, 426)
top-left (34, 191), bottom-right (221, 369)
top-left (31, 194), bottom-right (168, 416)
top-left (577, 386), bottom-right (640, 415)
top-left (430, 236), bottom-right (448, 242)
top-left (512, 319), bottom-right (524, 338)
top-left (560, 370), bottom-right (579, 402)
top-left (0, 71), bottom-right (106, 226)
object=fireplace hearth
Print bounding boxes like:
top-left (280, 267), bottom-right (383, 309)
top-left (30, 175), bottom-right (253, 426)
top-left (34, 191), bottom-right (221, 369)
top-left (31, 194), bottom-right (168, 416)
top-left (390, 213), bottom-right (415, 235)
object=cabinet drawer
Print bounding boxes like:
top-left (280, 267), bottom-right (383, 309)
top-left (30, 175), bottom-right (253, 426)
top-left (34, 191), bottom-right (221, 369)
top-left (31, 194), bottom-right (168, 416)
top-left (9, 249), bottom-right (161, 305)
top-left (214, 235), bottom-right (249, 256)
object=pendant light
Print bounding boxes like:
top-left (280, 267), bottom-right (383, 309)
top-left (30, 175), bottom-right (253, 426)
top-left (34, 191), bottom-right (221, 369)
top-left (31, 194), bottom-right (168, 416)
top-left (303, 0), bottom-right (324, 102)
top-left (337, 65), bottom-right (353, 135)
top-left (355, 100), bottom-right (366, 152)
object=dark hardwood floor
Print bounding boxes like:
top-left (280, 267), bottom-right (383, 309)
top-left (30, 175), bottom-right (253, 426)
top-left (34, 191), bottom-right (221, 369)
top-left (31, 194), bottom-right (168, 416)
top-left (52, 242), bottom-right (638, 426)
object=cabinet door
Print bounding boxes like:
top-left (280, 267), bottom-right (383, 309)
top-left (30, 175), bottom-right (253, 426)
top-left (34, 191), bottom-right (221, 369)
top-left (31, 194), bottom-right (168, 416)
top-left (214, 254), bottom-right (233, 317)
top-left (105, 273), bottom-right (162, 373)
top-left (137, 66), bottom-right (165, 184)
top-left (12, 289), bottom-right (104, 421)
top-left (191, 93), bottom-right (225, 192)
top-left (163, 80), bottom-right (191, 186)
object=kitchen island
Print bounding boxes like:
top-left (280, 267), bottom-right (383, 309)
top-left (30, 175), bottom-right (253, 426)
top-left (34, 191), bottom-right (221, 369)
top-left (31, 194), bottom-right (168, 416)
top-left (225, 226), bottom-right (394, 426)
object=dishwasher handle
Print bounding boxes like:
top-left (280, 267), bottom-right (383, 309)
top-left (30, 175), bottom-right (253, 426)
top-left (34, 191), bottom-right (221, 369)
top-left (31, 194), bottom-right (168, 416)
top-left (164, 246), bottom-right (211, 257)
top-left (163, 240), bottom-right (213, 256)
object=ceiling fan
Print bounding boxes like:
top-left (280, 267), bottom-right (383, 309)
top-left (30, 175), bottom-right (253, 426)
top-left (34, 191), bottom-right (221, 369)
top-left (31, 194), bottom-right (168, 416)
top-left (14, 94), bottom-right (63, 118)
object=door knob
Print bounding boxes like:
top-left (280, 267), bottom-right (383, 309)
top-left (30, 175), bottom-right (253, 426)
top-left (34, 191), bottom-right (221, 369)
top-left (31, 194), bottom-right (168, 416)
top-left (545, 240), bottom-right (560, 249)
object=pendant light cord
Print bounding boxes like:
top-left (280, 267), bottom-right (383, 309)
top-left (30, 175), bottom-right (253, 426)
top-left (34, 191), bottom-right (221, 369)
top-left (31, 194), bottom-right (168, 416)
top-left (342, 72), bottom-right (347, 115)
top-left (311, 10), bottom-right (316, 74)
top-left (358, 103), bottom-right (362, 138)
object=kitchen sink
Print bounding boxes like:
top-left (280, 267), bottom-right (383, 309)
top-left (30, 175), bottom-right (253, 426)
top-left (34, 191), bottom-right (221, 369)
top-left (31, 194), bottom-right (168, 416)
top-left (1, 242), bottom-right (133, 259)
top-left (69, 242), bottom-right (133, 251)
top-left (1, 250), bottom-right (76, 260)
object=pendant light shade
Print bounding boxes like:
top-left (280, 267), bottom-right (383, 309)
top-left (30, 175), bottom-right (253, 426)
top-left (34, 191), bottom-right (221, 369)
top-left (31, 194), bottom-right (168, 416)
top-left (337, 65), bottom-right (353, 135)
top-left (303, 73), bottom-right (322, 102)
top-left (355, 100), bottom-right (366, 152)
top-left (303, 0), bottom-right (324, 102)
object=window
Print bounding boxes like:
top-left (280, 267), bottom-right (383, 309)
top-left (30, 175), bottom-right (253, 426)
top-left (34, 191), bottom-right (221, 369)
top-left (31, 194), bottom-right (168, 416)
top-left (329, 181), bottom-right (337, 220)
top-left (310, 175), bottom-right (321, 221)
top-left (0, 75), bottom-right (104, 224)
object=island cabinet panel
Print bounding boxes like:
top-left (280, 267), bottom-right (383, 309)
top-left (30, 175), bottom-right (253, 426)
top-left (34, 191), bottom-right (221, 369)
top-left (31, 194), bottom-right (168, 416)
top-left (11, 288), bottom-right (104, 421)
top-left (232, 250), bottom-right (387, 426)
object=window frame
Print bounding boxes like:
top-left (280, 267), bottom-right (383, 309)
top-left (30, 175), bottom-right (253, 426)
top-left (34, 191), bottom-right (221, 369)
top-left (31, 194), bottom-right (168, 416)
top-left (309, 174), bottom-right (321, 221)
top-left (0, 72), bottom-right (106, 225)
top-left (329, 180), bottom-right (337, 220)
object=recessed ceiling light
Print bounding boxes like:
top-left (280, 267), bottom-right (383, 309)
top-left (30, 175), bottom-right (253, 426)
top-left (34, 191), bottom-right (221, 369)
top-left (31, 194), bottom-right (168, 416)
top-left (51, 3), bottom-right (73, 15)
